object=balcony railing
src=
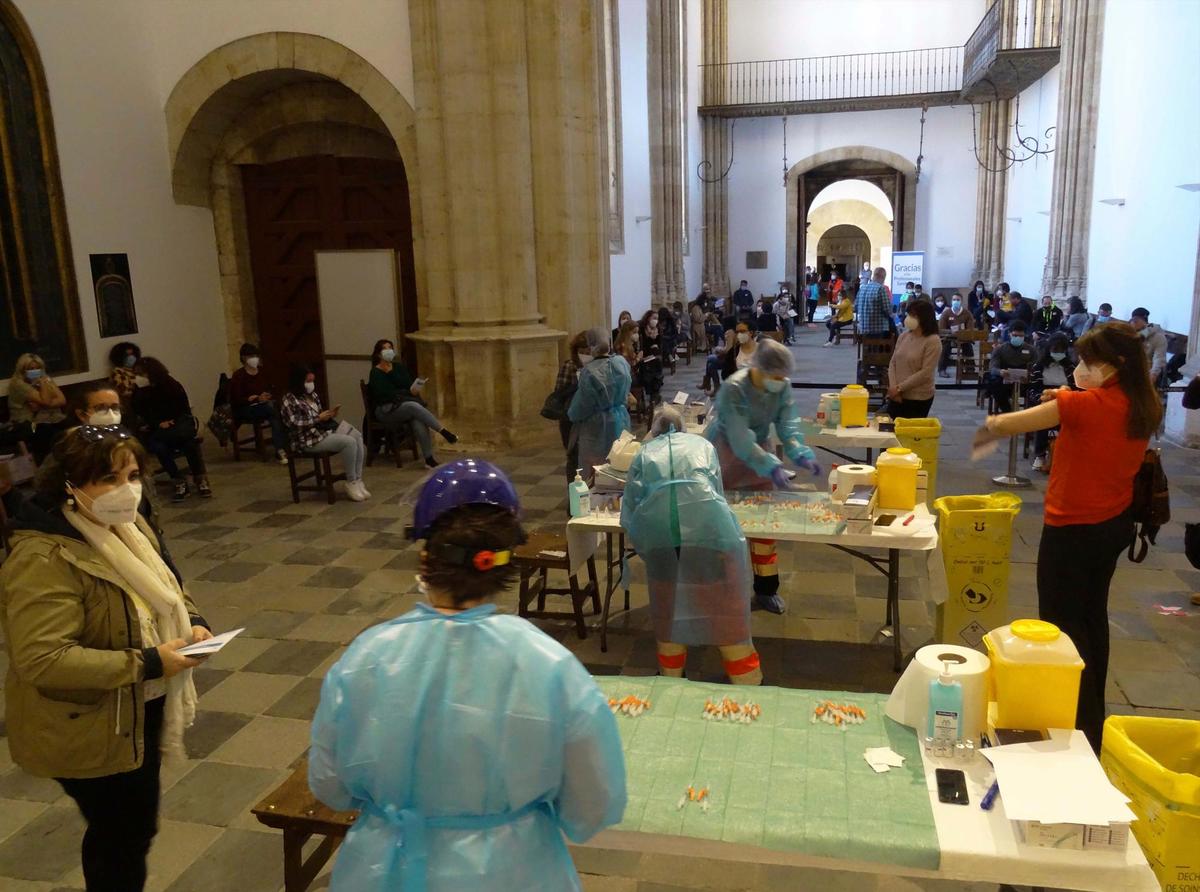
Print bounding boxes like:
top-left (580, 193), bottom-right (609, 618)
top-left (701, 46), bottom-right (964, 110)
top-left (964, 0), bottom-right (1062, 89)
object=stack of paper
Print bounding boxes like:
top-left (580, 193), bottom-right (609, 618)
top-left (864, 746), bottom-right (907, 774)
top-left (178, 628), bottom-right (245, 657)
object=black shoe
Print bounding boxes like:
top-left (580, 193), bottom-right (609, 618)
top-left (440, 428), bottom-right (458, 444)
top-left (172, 480), bottom-right (189, 502)
top-left (425, 456), bottom-right (439, 469)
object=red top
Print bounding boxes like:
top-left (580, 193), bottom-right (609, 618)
top-left (229, 368), bottom-right (269, 409)
top-left (1045, 381), bottom-right (1147, 527)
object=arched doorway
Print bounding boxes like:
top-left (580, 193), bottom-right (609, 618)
top-left (785, 146), bottom-right (916, 290)
top-left (806, 180), bottom-right (894, 277)
top-left (814, 224), bottom-right (871, 280)
top-left (164, 33), bottom-right (420, 376)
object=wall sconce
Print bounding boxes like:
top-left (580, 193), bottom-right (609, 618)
top-left (1098, 198), bottom-right (1125, 206)
top-left (1177, 183), bottom-right (1200, 192)
top-left (634, 215), bottom-right (651, 224)
top-left (1006, 217), bottom-right (1022, 223)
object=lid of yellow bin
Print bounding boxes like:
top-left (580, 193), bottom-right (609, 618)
top-left (1011, 619), bottom-right (1062, 642)
top-left (885, 447), bottom-right (913, 456)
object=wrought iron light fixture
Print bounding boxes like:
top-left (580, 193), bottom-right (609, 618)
top-left (970, 66), bottom-right (1055, 174)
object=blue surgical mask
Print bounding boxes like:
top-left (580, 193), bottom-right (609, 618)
top-left (24, 368), bottom-right (44, 381)
top-left (123, 354), bottom-right (137, 368)
top-left (1096, 314), bottom-right (1110, 323)
top-left (763, 378), bottom-right (787, 393)
top-left (951, 300), bottom-right (962, 311)
top-left (380, 348), bottom-right (396, 362)
top-left (1010, 336), bottom-right (1025, 347)
top-left (1050, 351), bottom-right (1067, 362)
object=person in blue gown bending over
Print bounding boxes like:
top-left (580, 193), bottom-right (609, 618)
top-left (309, 458), bottom-right (627, 891)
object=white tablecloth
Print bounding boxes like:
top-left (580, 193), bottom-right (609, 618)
top-left (808, 423), bottom-right (901, 452)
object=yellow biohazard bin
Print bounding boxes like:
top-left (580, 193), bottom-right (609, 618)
top-left (1100, 716), bottom-right (1200, 889)
top-left (932, 493), bottom-right (1022, 649)
top-left (895, 417), bottom-right (942, 504)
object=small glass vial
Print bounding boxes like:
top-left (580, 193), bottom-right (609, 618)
top-left (954, 740), bottom-right (967, 762)
top-left (923, 735), bottom-right (934, 755)
top-left (961, 739), bottom-right (975, 762)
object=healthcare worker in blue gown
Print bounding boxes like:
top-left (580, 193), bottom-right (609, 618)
top-left (567, 328), bottom-right (632, 480)
top-left (309, 459), bottom-right (626, 892)
top-left (622, 406), bottom-right (763, 684)
top-left (705, 338), bottom-right (821, 615)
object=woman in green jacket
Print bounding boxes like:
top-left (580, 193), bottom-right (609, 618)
top-left (0, 426), bottom-right (211, 891)
top-left (367, 338), bottom-right (457, 468)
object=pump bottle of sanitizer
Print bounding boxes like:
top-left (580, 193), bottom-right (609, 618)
top-left (568, 469), bottom-right (591, 518)
top-left (927, 660), bottom-right (963, 744)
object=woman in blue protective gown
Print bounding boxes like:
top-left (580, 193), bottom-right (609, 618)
top-left (567, 328), bottom-right (632, 480)
top-left (309, 459), bottom-right (627, 892)
top-left (705, 339), bottom-right (821, 615)
top-left (622, 407), bottom-right (762, 683)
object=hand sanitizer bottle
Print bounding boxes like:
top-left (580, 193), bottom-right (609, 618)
top-left (568, 469), bottom-right (591, 518)
top-left (926, 660), bottom-right (963, 745)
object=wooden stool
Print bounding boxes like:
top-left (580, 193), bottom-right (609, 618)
top-left (253, 757), bottom-right (357, 892)
top-left (232, 418), bottom-right (271, 461)
top-left (513, 531), bottom-right (599, 640)
top-left (287, 453), bottom-right (346, 505)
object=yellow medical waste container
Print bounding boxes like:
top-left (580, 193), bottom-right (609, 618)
top-left (933, 494), bottom-right (1022, 649)
top-left (1101, 715), bottom-right (1200, 890)
top-left (983, 619), bottom-right (1084, 732)
top-left (895, 417), bottom-right (942, 504)
top-left (839, 384), bottom-right (869, 427)
top-left (876, 447), bottom-right (921, 510)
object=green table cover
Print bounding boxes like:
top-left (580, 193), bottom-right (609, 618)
top-left (595, 676), bottom-right (940, 870)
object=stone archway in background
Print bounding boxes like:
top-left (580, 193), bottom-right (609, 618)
top-left (806, 199), bottom-right (893, 271)
top-left (164, 33), bottom-right (420, 369)
top-left (785, 146), bottom-right (916, 290)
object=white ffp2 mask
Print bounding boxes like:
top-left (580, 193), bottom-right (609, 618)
top-left (74, 481), bottom-right (142, 526)
top-left (87, 409), bottom-right (122, 427)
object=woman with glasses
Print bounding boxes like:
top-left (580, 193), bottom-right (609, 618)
top-left (0, 425), bottom-right (211, 891)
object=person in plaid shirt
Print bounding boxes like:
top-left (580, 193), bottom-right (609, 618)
top-left (281, 365), bottom-right (370, 501)
top-left (854, 267), bottom-right (893, 336)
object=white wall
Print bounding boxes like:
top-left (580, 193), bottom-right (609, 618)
top-left (810, 179), bottom-right (894, 219)
top-left (725, 104), bottom-right (979, 294)
top-left (1087, 0), bottom-right (1200, 332)
top-left (1001, 66), bottom-right (1057, 295)
top-left (6, 0), bottom-right (412, 407)
top-left (727, 0), bottom-right (986, 61)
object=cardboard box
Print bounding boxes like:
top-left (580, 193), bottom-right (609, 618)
top-left (1017, 820), bottom-right (1129, 852)
top-left (844, 518), bottom-right (873, 536)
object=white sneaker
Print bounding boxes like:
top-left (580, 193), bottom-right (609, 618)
top-left (358, 481), bottom-right (372, 499)
top-left (276, 449), bottom-right (290, 465)
top-left (822, 341), bottom-right (833, 348)
top-left (1031, 455), bottom-right (1046, 472)
top-left (345, 480), bottom-right (367, 502)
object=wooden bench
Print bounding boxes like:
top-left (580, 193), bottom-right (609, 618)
top-left (252, 757), bottom-right (357, 892)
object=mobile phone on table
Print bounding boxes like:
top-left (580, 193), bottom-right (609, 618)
top-left (936, 768), bottom-right (969, 805)
top-left (874, 514), bottom-right (897, 526)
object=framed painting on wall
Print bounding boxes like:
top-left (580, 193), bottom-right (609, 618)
top-left (90, 253), bottom-right (138, 338)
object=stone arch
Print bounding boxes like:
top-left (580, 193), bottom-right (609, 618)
top-left (163, 33), bottom-right (421, 368)
top-left (785, 145), bottom-right (917, 288)
top-left (806, 200), bottom-right (893, 269)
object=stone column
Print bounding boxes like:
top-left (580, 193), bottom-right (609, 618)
top-left (700, 0), bottom-right (730, 298)
top-left (408, 0), bottom-right (607, 446)
top-left (1165, 226), bottom-right (1200, 448)
top-left (647, 0), bottom-right (686, 307)
top-left (971, 99), bottom-right (1011, 288)
top-left (1041, 0), bottom-right (1105, 302)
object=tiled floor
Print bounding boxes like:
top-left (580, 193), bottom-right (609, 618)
top-left (0, 323), bottom-right (1196, 891)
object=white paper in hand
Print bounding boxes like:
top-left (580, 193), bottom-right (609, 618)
top-left (178, 628), bottom-right (245, 656)
top-left (970, 425), bottom-right (1002, 462)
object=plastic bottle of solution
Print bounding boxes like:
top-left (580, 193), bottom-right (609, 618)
top-left (926, 660), bottom-right (963, 744)
top-left (568, 469), bottom-right (591, 517)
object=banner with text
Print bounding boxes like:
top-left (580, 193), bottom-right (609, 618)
top-left (890, 251), bottom-right (925, 304)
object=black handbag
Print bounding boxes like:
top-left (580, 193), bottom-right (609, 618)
top-left (540, 380), bottom-right (577, 421)
top-left (1183, 375), bottom-right (1200, 411)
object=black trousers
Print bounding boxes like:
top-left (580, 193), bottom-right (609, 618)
top-left (1037, 511), bottom-right (1133, 753)
top-left (885, 397), bottom-right (934, 419)
top-left (58, 696), bottom-right (164, 892)
top-left (145, 426), bottom-right (205, 479)
top-left (559, 417), bottom-right (579, 484)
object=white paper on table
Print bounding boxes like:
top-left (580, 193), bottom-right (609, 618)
top-left (673, 391), bottom-right (689, 406)
top-left (865, 746), bottom-right (906, 768)
top-left (178, 628), bottom-right (245, 656)
top-left (981, 738), bottom-right (1136, 825)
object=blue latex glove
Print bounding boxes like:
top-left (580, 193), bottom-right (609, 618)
top-left (795, 457), bottom-right (822, 477)
top-left (770, 466), bottom-right (791, 490)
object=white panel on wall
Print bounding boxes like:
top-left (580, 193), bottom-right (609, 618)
top-left (1002, 66), bottom-right (1058, 296)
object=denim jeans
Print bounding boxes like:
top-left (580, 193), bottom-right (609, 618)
top-left (145, 426), bottom-right (205, 478)
top-left (306, 429), bottom-right (365, 482)
top-left (376, 400), bottom-right (440, 459)
top-left (234, 401), bottom-right (287, 451)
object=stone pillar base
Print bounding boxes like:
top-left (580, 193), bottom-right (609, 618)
top-left (408, 324), bottom-right (566, 449)
top-left (1165, 393), bottom-right (1200, 449)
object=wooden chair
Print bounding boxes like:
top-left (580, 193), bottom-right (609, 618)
top-left (231, 417), bottom-right (271, 461)
top-left (760, 329), bottom-right (784, 343)
top-left (857, 334), bottom-right (896, 409)
top-left (0, 495), bottom-right (11, 555)
top-left (253, 757), bottom-right (356, 892)
top-left (286, 452), bottom-right (346, 505)
top-left (513, 531), bottom-right (600, 640)
top-left (833, 320), bottom-right (856, 346)
top-left (953, 330), bottom-right (989, 386)
top-left (359, 381), bottom-right (420, 468)
top-left (675, 334), bottom-right (692, 366)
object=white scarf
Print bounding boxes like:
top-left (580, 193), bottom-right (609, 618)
top-left (64, 510), bottom-right (198, 761)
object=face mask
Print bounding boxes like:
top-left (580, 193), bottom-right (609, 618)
top-left (304, 381), bottom-right (316, 394)
top-left (904, 315), bottom-right (920, 331)
top-left (87, 409), bottom-right (121, 426)
top-left (577, 353), bottom-right (593, 365)
top-left (951, 300), bottom-right (962, 311)
top-left (737, 332), bottom-right (750, 344)
top-left (380, 348), bottom-right (396, 362)
top-left (1050, 351), bottom-right (1067, 363)
top-left (763, 377), bottom-right (787, 393)
top-left (976, 287), bottom-right (984, 293)
top-left (134, 376), bottom-right (150, 388)
top-left (123, 354), bottom-right (137, 368)
top-left (1010, 336), bottom-right (1025, 347)
top-left (246, 356), bottom-right (261, 370)
top-left (25, 368), bottom-right (44, 382)
top-left (1073, 359), bottom-right (1109, 390)
top-left (1096, 314), bottom-right (1110, 323)
top-left (73, 481), bottom-right (142, 526)
top-left (987, 310), bottom-right (996, 318)
top-left (1139, 327), bottom-right (1151, 339)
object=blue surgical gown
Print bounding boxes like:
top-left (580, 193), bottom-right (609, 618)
top-left (567, 355), bottom-right (632, 476)
top-left (621, 432), bottom-right (753, 645)
top-left (309, 604), bottom-right (627, 892)
top-left (705, 368), bottom-right (814, 490)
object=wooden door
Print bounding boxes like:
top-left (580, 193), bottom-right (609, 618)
top-left (241, 155), bottom-right (418, 395)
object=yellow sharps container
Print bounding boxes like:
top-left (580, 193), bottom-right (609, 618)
top-left (983, 620), bottom-right (1084, 731)
top-left (875, 447), bottom-right (921, 510)
top-left (839, 384), bottom-right (869, 427)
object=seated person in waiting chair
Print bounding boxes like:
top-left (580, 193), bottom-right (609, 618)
top-left (228, 343), bottom-right (289, 463)
top-left (824, 292), bottom-right (855, 345)
top-left (368, 339), bottom-right (457, 469)
top-left (937, 292), bottom-right (975, 376)
top-left (986, 320), bottom-right (1037, 413)
top-left (131, 357), bottom-right (212, 502)
top-left (282, 364), bottom-right (370, 502)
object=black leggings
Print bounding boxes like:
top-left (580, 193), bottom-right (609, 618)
top-left (58, 696), bottom-right (164, 892)
top-left (1037, 510), bottom-right (1133, 753)
top-left (886, 397), bottom-right (934, 419)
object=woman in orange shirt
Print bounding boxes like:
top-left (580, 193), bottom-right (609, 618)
top-left (976, 323), bottom-right (1161, 752)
